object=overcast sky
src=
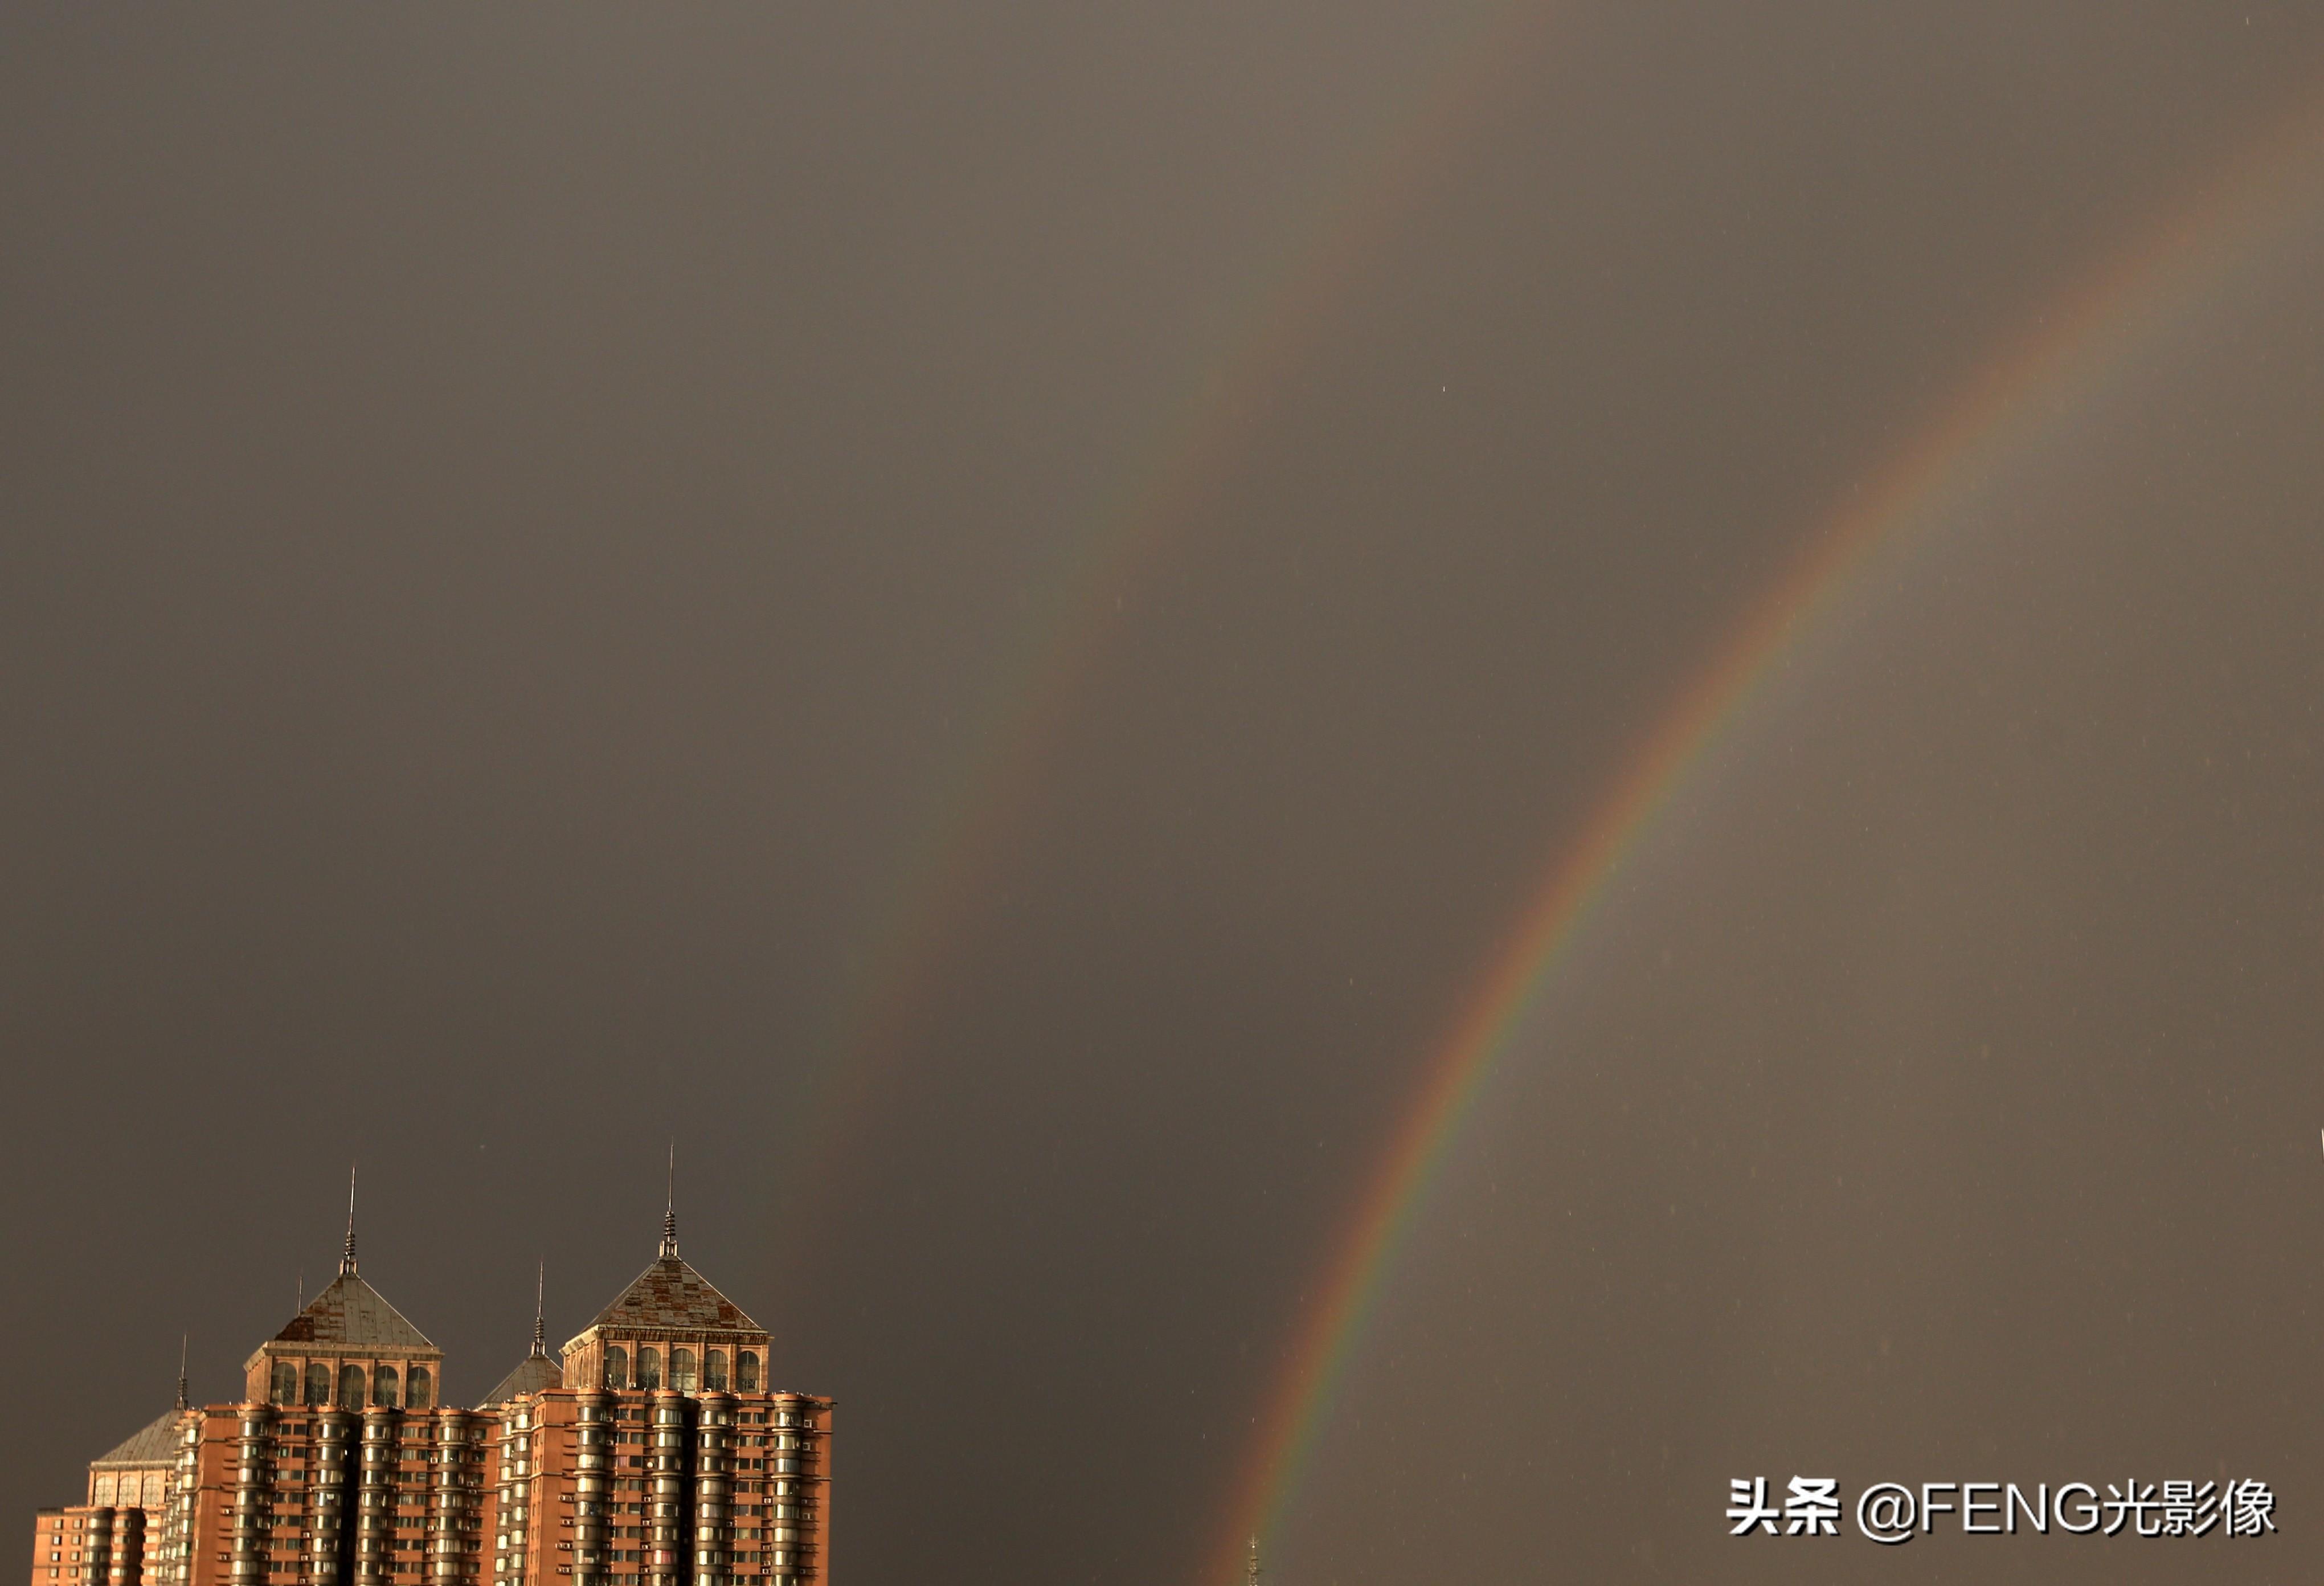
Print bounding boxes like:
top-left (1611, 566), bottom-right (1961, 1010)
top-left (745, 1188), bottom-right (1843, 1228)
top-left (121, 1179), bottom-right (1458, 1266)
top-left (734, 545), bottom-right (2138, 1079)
top-left (8, 6), bottom-right (2324, 1584)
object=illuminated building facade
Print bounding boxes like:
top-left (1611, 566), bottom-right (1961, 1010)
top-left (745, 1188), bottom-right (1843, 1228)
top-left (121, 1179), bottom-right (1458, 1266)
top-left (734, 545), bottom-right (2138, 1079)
top-left (25, 1206), bottom-right (832, 1586)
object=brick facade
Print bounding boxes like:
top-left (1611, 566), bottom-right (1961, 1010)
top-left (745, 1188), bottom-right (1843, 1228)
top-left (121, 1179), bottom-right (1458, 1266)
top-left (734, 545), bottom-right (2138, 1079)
top-left (24, 1216), bottom-right (832, 1586)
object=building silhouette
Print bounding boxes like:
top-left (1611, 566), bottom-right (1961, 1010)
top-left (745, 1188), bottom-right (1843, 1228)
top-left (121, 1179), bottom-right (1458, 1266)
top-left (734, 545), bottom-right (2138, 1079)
top-left (24, 1196), bottom-right (831, 1586)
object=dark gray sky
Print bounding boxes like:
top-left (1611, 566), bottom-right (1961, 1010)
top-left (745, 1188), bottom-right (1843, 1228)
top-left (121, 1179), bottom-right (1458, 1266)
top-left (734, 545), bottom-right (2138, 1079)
top-left (7, 6), bottom-right (2324, 1584)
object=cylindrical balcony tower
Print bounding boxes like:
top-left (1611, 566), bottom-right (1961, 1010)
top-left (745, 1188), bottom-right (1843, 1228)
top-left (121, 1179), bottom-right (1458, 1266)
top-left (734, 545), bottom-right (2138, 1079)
top-left (647, 1392), bottom-right (693, 1586)
top-left (230, 1407), bottom-right (277, 1586)
top-left (357, 1408), bottom-right (400, 1586)
top-left (571, 1392), bottom-right (613, 1586)
top-left (309, 1411), bottom-right (355, 1586)
top-left (690, 1395), bottom-right (734, 1586)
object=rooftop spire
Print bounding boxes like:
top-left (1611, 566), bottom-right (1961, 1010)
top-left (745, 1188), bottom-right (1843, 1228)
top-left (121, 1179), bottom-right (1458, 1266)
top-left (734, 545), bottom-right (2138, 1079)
top-left (1246, 1535), bottom-right (1262, 1586)
top-left (340, 1164), bottom-right (359, 1277)
top-left (531, 1261), bottom-right (547, 1358)
top-left (176, 1336), bottom-right (189, 1411)
top-left (659, 1141), bottom-right (680, 1258)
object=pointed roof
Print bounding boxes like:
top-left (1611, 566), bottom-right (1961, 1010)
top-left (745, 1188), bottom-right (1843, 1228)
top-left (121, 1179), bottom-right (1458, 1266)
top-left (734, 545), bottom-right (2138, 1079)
top-left (563, 1172), bottom-right (767, 1347)
top-left (92, 1409), bottom-right (186, 1469)
top-left (272, 1271), bottom-right (438, 1352)
top-left (480, 1351), bottom-right (563, 1405)
top-left (483, 1260), bottom-right (564, 1404)
top-left (581, 1256), bottom-right (764, 1335)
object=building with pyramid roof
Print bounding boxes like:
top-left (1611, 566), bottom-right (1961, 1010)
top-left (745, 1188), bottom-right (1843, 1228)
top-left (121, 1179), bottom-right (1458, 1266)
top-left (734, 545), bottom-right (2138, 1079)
top-left (556, 1207), bottom-right (774, 1400)
top-left (81, 1401), bottom-right (193, 1515)
top-left (240, 1272), bottom-right (442, 1415)
top-left (26, 1178), bottom-right (831, 1586)
top-left (222, 1171), bottom-right (447, 1414)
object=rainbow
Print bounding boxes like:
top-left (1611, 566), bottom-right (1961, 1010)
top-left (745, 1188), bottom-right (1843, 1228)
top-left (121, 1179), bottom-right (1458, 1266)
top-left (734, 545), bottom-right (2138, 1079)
top-left (1208, 80), bottom-right (2324, 1586)
top-left (774, 0), bottom-right (1570, 1212)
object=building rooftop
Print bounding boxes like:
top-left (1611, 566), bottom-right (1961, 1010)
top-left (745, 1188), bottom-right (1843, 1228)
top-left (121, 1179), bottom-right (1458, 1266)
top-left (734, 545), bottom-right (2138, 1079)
top-left (91, 1409), bottom-right (185, 1469)
top-left (484, 1270), bottom-right (564, 1405)
top-left (578, 1256), bottom-right (764, 1337)
top-left (480, 1351), bottom-right (564, 1405)
top-left (271, 1272), bottom-right (439, 1352)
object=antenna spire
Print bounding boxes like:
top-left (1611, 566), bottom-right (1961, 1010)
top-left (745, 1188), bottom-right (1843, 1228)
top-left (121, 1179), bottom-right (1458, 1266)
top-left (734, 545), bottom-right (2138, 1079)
top-left (1246, 1535), bottom-right (1262, 1586)
top-left (532, 1261), bottom-right (547, 1357)
top-left (176, 1336), bottom-right (189, 1411)
top-left (659, 1142), bottom-right (680, 1258)
top-left (340, 1164), bottom-right (359, 1276)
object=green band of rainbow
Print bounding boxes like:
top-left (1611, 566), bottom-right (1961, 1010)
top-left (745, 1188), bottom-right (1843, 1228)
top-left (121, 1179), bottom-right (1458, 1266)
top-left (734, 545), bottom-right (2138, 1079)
top-left (1210, 82), bottom-right (2324, 1585)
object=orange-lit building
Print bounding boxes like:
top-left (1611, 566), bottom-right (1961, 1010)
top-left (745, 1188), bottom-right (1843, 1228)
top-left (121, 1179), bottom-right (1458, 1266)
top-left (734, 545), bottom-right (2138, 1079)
top-left (26, 1207), bottom-right (831, 1586)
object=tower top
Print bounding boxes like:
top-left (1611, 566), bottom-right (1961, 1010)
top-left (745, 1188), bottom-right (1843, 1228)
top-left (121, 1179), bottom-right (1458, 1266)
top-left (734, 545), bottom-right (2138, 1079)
top-left (659, 1142), bottom-right (680, 1259)
top-left (480, 1261), bottom-right (564, 1405)
top-left (340, 1164), bottom-right (359, 1277)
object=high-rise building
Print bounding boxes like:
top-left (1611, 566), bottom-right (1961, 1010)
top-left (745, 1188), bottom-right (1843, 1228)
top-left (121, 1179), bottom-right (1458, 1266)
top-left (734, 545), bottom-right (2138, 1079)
top-left (24, 1200), bottom-right (832, 1586)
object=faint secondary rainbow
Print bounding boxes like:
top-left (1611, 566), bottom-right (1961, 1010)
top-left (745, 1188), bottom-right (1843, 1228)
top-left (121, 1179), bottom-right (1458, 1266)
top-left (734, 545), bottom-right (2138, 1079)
top-left (773, 0), bottom-right (1568, 1221)
top-left (1209, 80), bottom-right (2324, 1585)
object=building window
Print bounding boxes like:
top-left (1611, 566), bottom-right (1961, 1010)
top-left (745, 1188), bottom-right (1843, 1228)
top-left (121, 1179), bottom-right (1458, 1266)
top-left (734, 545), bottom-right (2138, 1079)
top-left (305, 1364), bottom-right (330, 1407)
top-left (338, 1366), bottom-right (366, 1409)
top-left (144, 1477), bottom-right (163, 1507)
top-left (735, 1354), bottom-right (758, 1393)
top-left (408, 1368), bottom-right (432, 1410)
top-left (636, 1350), bottom-right (660, 1392)
top-left (96, 1478), bottom-right (116, 1505)
top-left (702, 1352), bottom-right (726, 1392)
top-left (271, 1362), bottom-right (298, 1405)
top-left (669, 1351), bottom-right (697, 1393)
top-left (603, 1349), bottom-right (627, 1391)
top-left (374, 1367), bottom-right (399, 1407)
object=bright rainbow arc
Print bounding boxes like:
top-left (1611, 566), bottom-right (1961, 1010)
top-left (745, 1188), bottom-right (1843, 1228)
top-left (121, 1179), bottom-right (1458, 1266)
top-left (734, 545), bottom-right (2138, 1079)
top-left (1210, 83), bottom-right (2324, 1585)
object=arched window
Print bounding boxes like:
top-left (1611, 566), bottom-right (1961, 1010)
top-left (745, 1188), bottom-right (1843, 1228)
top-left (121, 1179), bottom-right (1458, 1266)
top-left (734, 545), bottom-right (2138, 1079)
top-left (95, 1477), bottom-right (116, 1506)
top-left (637, 1347), bottom-right (661, 1391)
top-left (670, 1349), bottom-right (697, 1392)
top-left (407, 1367), bottom-right (432, 1409)
top-left (736, 1352), bottom-right (759, 1392)
top-left (373, 1367), bottom-right (399, 1407)
top-left (271, 1362), bottom-right (298, 1404)
top-left (603, 1347), bottom-right (628, 1389)
top-left (305, 1363), bottom-right (330, 1407)
top-left (142, 1477), bottom-right (163, 1508)
top-left (703, 1351), bottom-right (727, 1392)
top-left (338, 1364), bottom-right (365, 1409)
